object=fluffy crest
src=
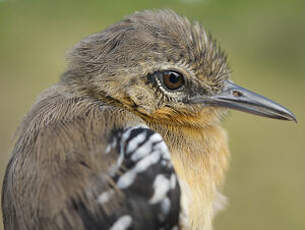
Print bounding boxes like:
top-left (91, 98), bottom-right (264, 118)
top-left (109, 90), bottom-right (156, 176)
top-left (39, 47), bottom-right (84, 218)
top-left (67, 9), bottom-right (229, 84)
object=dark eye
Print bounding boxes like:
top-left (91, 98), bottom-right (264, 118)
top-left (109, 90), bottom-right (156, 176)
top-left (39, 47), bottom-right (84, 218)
top-left (162, 71), bottom-right (184, 90)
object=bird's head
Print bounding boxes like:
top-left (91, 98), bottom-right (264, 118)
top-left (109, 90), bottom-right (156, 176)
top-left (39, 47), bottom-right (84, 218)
top-left (63, 10), bottom-right (296, 128)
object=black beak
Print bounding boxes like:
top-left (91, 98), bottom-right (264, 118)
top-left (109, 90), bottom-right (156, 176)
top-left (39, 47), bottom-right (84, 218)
top-left (190, 80), bottom-right (297, 122)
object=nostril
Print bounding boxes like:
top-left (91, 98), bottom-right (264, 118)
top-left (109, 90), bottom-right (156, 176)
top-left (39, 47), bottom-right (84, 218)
top-left (233, 90), bottom-right (243, 97)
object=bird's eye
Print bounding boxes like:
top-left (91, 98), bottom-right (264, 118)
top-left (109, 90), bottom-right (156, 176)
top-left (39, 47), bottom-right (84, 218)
top-left (162, 71), bottom-right (184, 90)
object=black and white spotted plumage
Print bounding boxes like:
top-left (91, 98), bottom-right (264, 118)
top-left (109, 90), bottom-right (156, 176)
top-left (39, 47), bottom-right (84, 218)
top-left (75, 126), bottom-right (181, 230)
top-left (2, 93), bottom-right (182, 230)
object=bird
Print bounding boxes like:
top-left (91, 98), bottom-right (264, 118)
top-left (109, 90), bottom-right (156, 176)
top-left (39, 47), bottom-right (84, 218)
top-left (1, 9), bottom-right (296, 230)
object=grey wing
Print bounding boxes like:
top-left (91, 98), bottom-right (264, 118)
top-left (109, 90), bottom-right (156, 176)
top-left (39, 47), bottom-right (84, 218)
top-left (73, 125), bottom-right (181, 230)
top-left (2, 96), bottom-right (181, 230)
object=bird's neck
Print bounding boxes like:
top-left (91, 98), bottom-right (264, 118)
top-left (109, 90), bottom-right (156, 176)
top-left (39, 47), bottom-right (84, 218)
top-left (149, 123), bottom-right (230, 230)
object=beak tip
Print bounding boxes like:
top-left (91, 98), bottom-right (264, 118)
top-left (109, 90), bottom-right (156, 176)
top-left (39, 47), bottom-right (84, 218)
top-left (290, 115), bottom-right (297, 123)
top-left (282, 111), bottom-right (297, 123)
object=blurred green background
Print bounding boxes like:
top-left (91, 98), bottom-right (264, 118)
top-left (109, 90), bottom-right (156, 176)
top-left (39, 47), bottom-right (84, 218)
top-left (0, 0), bottom-right (304, 229)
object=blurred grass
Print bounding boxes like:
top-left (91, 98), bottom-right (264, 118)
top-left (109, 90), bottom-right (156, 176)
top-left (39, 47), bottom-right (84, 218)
top-left (0, 0), bottom-right (304, 229)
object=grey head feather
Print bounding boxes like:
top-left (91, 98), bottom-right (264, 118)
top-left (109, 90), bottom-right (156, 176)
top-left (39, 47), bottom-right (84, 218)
top-left (65, 9), bottom-right (229, 87)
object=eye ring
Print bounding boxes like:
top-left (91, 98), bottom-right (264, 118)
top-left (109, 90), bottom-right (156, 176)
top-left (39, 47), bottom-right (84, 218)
top-left (162, 71), bottom-right (185, 90)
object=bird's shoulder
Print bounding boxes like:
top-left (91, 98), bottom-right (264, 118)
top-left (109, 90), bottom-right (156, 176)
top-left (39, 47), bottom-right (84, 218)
top-left (3, 84), bottom-right (181, 230)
